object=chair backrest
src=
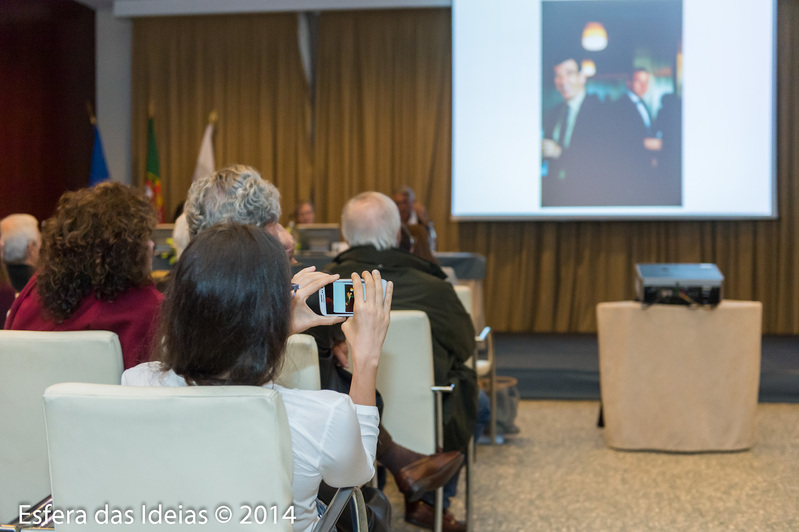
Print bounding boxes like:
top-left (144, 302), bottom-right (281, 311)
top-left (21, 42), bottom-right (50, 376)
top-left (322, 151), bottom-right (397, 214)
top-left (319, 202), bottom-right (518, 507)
top-left (0, 330), bottom-right (124, 524)
top-left (275, 334), bottom-right (321, 391)
top-left (375, 310), bottom-right (436, 455)
top-left (43, 383), bottom-right (294, 531)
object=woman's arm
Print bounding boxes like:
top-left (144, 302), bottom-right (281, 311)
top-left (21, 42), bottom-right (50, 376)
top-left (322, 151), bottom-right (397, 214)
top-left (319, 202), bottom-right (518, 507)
top-left (317, 394), bottom-right (380, 487)
top-left (342, 270), bottom-right (393, 407)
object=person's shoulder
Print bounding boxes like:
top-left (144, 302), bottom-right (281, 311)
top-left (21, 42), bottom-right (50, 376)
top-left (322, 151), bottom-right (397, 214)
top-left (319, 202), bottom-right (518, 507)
top-left (274, 385), bottom-right (352, 408)
top-left (4, 275), bottom-right (41, 329)
top-left (273, 386), bottom-right (378, 425)
top-left (115, 283), bottom-right (164, 307)
top-left (121, 361), bottom-right (180, 386)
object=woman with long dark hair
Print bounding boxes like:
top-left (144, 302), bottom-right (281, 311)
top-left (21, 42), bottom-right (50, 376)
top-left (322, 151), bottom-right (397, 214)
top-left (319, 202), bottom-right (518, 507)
top-left (122, 223), bottom-right (392, 532)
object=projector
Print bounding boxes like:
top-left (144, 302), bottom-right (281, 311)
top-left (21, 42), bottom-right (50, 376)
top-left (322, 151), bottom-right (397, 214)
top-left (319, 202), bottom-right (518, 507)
top-left (635, 263), bottom-right (724, 307)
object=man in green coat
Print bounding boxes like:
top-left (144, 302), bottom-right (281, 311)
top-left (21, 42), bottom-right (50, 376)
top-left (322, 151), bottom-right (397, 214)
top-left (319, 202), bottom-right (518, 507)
top-left (324, 191), bottom-right (477, 530)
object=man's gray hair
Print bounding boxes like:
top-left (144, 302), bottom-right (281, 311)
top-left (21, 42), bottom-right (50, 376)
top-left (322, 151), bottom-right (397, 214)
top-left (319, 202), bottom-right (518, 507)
top-left (341, 192), bottom-right (401, 251)
top-left (184, 164), bottom-right (281, 238)
top-left (0, 213), bottom-right (40, 264)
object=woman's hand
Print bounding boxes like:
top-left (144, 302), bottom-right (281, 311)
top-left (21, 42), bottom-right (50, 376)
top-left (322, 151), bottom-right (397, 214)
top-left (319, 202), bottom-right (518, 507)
top-left (290, 267), bottom-right (346, 334)
top-left (343, 270), bottom-right (393, 406)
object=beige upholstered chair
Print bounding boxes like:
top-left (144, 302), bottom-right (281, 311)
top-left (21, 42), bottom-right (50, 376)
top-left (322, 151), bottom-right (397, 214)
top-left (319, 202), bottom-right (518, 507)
top-left (0, 330), bottom-right (124, 525)
top-left (454, 285), bottom-right (497, 445)
top-left (42, 383), bottom-right (366, 532)
top-left (275, 334), bottom-right (322, 390)
top-left (375, 310), bottom-right (473, 532)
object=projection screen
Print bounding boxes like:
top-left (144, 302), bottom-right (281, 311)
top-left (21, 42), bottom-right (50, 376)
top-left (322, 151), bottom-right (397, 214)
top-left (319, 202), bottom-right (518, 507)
top-left (451, 0), bottom-right (777, 220)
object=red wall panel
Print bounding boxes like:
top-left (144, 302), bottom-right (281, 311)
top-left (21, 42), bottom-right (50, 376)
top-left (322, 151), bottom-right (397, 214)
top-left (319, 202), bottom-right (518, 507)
top-left (0, 0), bottom-right (95, 221)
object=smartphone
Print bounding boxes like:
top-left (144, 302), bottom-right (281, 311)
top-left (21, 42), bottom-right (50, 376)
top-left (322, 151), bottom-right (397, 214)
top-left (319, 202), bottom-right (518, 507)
top-left (318, 279), bottom-right (389, 316)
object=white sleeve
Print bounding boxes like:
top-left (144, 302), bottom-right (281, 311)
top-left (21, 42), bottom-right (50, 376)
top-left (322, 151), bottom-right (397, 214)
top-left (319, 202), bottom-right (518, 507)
top-left (317, 397), bottom-right (379, 487)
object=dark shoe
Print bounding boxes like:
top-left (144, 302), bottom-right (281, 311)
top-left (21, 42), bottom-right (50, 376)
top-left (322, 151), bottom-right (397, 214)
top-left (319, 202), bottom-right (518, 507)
top-left (393, 450), bottom-right (464, 502)
top-left (404, 500), bottom-right (466, 532)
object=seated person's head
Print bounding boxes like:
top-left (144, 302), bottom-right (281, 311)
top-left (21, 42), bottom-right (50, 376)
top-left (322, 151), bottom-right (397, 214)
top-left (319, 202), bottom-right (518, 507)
top-left (342, 192), bottom-right (401, 250)
top-left (183, 164), bottom-right (296, 261)
top-left (156, 224), bottom-right (290, 387)
top-left (184, 164), bottom-right (281, 238)
top-left (392, 186), bottom-right (415, 225)
top-left (294, 200), bottom-right (315, 224)
top-left (0, 213), bottom-right (41, 267)
top-left (37, 183), bottom-right (157, 322)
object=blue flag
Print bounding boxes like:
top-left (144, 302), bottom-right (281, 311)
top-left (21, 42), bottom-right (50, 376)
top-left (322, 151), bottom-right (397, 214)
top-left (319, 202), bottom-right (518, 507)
top-left (89, 124), bottom-right (110, 186)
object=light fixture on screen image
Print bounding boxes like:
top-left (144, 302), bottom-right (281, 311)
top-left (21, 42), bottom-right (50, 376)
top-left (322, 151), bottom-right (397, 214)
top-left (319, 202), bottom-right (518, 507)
top-left (582, 22), bottom-right (608, 51)
top-left (581, 59), bottom-right (597, 76)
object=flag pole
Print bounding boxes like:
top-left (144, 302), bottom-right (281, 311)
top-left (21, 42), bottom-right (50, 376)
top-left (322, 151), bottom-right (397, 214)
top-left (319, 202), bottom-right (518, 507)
top-left (86, 101), bottom-right (97, 125)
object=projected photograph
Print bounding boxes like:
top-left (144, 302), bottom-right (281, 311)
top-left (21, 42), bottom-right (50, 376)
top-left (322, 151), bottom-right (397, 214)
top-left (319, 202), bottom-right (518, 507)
top-left (541, 0), bottom-right (683, 207)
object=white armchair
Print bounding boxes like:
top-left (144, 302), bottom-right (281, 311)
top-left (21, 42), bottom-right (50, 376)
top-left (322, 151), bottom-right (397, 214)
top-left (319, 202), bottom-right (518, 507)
top-left (0, 330), bottom-right (124, 525)
top-left (42, 383), bottom-right (366, 531)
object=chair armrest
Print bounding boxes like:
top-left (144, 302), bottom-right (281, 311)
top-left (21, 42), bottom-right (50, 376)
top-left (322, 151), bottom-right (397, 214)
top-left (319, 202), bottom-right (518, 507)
top-left (314, 487), bottom-right (367, 532)
top-left (3, 495), bottom-right (55, 530)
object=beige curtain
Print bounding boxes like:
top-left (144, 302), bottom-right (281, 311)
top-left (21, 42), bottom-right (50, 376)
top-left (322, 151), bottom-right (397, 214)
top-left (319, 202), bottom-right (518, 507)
top-left (312, 10), bottom-right (454, 243)
top-left (131, 5), bottom-right (799, 333)
top-left (131, 14), bottom-right (312, 221)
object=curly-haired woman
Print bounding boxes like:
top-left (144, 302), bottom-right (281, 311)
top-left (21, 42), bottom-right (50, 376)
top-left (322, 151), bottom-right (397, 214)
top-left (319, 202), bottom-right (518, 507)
top-left (5, 182), bottom-right (162, 368)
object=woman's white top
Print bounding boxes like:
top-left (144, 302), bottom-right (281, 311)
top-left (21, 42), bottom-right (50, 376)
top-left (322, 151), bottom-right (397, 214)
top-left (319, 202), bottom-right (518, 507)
top-left (122, 362), bottom-right (379, 532)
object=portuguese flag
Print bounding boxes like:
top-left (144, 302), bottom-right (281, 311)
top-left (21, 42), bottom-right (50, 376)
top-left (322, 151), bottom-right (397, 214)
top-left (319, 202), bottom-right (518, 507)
top-left (144, 116), bottom-right (165, 222)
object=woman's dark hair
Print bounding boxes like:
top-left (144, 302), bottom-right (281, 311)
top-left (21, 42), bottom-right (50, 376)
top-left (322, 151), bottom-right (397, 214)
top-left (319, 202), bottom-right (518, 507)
top-left (156, 223), bottom-right (291, 386)
top-left (37, 182), bottom-right (157, 322)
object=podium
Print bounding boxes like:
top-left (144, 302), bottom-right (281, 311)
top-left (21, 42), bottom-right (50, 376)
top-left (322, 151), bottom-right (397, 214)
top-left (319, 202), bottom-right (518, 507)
top-left (597, 300), bottom-right (762, 452)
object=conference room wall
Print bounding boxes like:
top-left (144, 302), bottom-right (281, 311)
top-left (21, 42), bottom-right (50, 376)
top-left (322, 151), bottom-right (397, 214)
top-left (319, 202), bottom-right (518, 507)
top-left (127, 3), bottom-right (796, 334)
top-left (0, 0), bottom-right (96, 221)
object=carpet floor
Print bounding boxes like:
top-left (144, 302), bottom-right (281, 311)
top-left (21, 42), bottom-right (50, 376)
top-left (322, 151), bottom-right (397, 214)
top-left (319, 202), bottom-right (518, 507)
top-left (383, 400), bottom-right (799, 531)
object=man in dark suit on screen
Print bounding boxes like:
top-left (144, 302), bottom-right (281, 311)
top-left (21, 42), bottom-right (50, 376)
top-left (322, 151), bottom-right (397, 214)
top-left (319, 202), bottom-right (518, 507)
top-left (541, 57), bottom-right (610, 206)
top-left (608, 68), bottom-right (681, 205)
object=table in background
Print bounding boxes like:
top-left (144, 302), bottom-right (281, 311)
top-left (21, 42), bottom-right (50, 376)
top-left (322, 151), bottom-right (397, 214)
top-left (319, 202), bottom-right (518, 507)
top-left (597, 300), bottom-right (762, 452)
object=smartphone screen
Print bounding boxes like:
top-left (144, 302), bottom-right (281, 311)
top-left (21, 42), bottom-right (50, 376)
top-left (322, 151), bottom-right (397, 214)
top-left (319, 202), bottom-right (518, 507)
top-left (318, 279), bottom-right (388, 316)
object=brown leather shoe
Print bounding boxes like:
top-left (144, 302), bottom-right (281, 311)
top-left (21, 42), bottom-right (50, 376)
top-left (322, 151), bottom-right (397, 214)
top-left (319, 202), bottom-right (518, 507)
top-left (393, 450), bottom-right (464, 502)
top-left (404, 499), bottom-right (466, 532)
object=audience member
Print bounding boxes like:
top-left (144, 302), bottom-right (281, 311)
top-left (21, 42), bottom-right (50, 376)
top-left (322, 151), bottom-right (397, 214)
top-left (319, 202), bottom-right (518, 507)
top-left (122, 224), bottom-right (392, 532)
top-left (184, 165), bottom-right (464, 529)
top-left (393, 186), bottom-right (438, 252)
top-left (392, 186), bottom-right (429, 227)
top-left (0, 213), bottom-right (41, 292)
top-left (322, 191), bottom-right (479, 531)
top-left (405, 223), bottom-right (438, 265)
top-left (4, 183), bottom-right (163, 369)
top-left (183, 165), bottom-right (299, 265)
top-left (294, 199), bottom-right (316, 224)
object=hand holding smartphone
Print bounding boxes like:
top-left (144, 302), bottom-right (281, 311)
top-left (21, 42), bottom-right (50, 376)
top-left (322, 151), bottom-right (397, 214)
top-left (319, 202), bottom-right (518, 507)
top-left (319, 279), bottom-right (389, 316)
